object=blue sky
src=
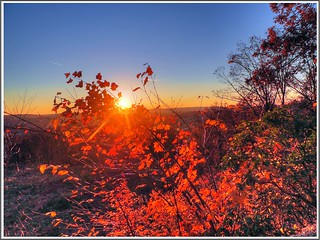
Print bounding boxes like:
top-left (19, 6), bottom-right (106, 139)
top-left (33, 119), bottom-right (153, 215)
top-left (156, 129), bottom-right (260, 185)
top-left (3, 2), bottom-right (276, 114)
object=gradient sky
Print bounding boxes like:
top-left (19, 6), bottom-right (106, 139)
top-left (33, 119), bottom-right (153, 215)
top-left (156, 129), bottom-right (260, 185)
top-left (3, 2), bottom-right (277, 114)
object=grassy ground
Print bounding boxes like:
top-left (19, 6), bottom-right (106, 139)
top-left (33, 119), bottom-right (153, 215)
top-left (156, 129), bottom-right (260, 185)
top-left (4, 163), bottom-right (74, 236)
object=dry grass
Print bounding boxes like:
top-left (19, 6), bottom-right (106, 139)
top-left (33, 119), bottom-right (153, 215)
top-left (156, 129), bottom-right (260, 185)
top-left (4, 163), bottom-right (74, 236)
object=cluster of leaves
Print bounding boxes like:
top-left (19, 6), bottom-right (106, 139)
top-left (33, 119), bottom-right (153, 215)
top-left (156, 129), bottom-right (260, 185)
top-left (40, 60), bottom-right (316, 236)
top-left (52, 70), bottom-right (120, 124)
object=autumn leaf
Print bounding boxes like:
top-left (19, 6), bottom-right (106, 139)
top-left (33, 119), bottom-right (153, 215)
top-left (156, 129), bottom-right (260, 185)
top-left (57, 170), bottom-right (69, 176)
top-left (96, 219), bottom-right (109, 225)
top-left (39, 164), bottom-right (48, 174)
top-left (65, 72), bottom-right (70, 78)
top-left (132, 87), bottom-right (141, 92)
top-left (52, 104), bottom-right (61, 113)
top-left (136, 73), bottom-right (141, 79)
top-left (66, 78), bottom-right (73, 84)
top-left (111, 82), bottom-right (118, 91)
top-left (24, 129), bottom-right (29, 134)
top-left (75, 80), bottom-right (83, 88)
top-left (143, 77), bottom-right (148, 86)
top-left (153, 141), bottom-right (163, 152)
top-left (77, 71), bottom-right (82, 78)
top-left (219, 123), bottom-right (227, 131)
top-left (56, 92), bottom-right (62, 95)
top-left (51, 165), bottom-right (58, 175)
top-left (52, 218), bottom-right (62, 227)
top-left (64, 131), bottom-right (71, 138)
top-left (71, 190), bottom-right (78, 195)
top-left (72, 71), bottom-right (79, 78)
top-left (146, 65), bottom-right (153, 76)
top-left (273, 142), bottom-right (284, 152)
top-left (118, 92), bottom-right (122, 98)
top-left (206, 119), bottom-right (218, 126)
top-left (104, 80), bottom-right (110, 87)
top-left (96, 73), bottom-right (102, 80)
top-left (135, 184), bottom-right (147, 191)
top-left (108, 146), bottom-right (118, 156)
top-left (81, 145), bottom-right (92, 152)
top-left (45, 211), bottom-right (57, 218)
top-left (98, 80), bottom-right (110, 88)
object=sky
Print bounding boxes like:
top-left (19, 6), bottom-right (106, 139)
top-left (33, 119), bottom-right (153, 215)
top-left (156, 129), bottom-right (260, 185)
top-left (3, 1), bottom-right (277, 114)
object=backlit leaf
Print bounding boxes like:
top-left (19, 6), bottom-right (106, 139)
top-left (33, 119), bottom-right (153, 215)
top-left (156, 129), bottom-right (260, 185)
top-left (45, 211), bottom-right (57, 218)
top-left (81, 145), bottom-right (92, 152)
top-left (52, 218), bottom-right (62, 227)
top-left (153, 141), bottom-right (163, 153)
top-left (135, 184), bottom-right (147, 191)
top-left (219, 123), bottom-right (227, 131)
top-left (111, 82), bottom-right (118, 91)
top-left (65, 72), bottom-right (70, 78)
top-left (51, 165), bottom-right (58, 175)
top-left (206, 119), bottom-right (218, 126)
top-left (57, 170), bottom-right (69, 176)
top-left (39, 164), bottom-right (48, 174)
top-left (274, 142), bottom-right (284, 152)
top-left (64, 131), bottom-right (71, 138)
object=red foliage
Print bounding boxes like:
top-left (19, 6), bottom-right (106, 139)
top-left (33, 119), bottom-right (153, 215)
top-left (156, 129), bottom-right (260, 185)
top-left (43, 61), bottom-right (315, 236)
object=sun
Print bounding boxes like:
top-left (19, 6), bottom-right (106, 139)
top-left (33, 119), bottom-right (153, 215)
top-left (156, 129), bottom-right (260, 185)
top-left (117, 97), bottom-right (131, 109)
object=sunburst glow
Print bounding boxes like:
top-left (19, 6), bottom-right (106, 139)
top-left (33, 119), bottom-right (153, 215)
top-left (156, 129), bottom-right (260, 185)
top-left (117, 97), bottom-right (131, 109)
